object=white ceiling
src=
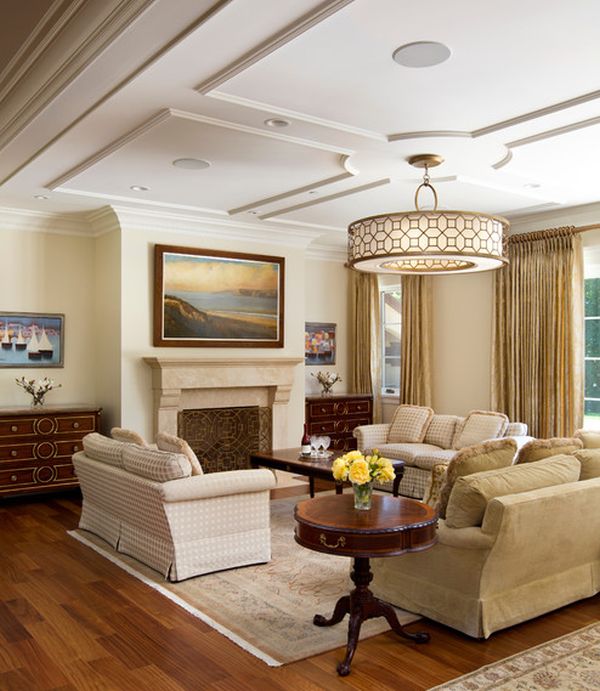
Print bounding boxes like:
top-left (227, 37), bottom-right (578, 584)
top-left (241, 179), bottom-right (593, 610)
top-left (2, 0), bottom-right (600, 248)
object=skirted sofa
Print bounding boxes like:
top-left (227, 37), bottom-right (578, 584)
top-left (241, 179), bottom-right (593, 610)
top-left (73, 432), bottom-right (276, 581)
top-left (354, 406), bottom-right (532, 498)
top-left (370, 451), bottom-right (600, 638)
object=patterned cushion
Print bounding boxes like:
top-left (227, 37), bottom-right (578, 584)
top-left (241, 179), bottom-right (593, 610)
top-left (574, 429), bottom-right (600, 449)
top-left (413, 449), bottom-right (456, 471)
top-left (388, 405), bottom-right (434, 444)
top-left (82, 433), bottom-right (126, 468)
top-left (122, 445), bottom-right (191, 482)
top-left (111, 427), bottom-right (149, 446)
top-left (453, 410), bottom-right (509, 449)
top-left (422, 464), bottom-right (447, 508)
top-left (515, 437), bottom-right (583, 464)
top-left (157, 432), bottom-right (203, 476)
top-left (445, 455), bottom-right (581, 529)
top-left (573, 449), bottom-right (600, 480)
top-left (423, 415), bottom-right (461, 449)
top-left (377, 443), bottom-right (442, 465)
top-left (504, 422), bottom-right (528, 437)
top-left (437, 438), bottom-right (517, 519)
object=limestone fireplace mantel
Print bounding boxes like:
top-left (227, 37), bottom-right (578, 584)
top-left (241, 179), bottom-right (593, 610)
top-left (143, 357), bottom-right (303, 448)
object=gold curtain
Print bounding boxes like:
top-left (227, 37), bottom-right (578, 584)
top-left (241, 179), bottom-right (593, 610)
top-left (349, 270), bottom-right (382, 422)
top-left (400, 275), bottom-right (433, 406)
top-left (492, 227), bottom-right (584, 438)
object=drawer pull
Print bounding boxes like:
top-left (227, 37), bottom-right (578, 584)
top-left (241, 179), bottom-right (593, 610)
top-left (73, 422), bottom-right (80, 429)
top-left (357, 406), bottom-right (362, 411)
top-left (73, 445), bottom-right (79, 452)
top-left (320, 407), bottom-right (327, 413)
top-left (10, 475), bottom-right (17, 482)
top-left (10, 425), bottom-right (18, 432)
top-left (10, 450), bottom-right (17, 457)
top-left (319, 533), bottom-right (346, 550)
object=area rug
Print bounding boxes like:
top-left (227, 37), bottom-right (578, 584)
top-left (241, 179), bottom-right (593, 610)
top-left (68, 494), bottom-right (419, 667)
top-left (430, 621), bottom-right (600, 690)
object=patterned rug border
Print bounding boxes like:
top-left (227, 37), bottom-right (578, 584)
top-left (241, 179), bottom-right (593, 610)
top-left (429, 620), bottom-right (600, 690)
top-left (67, 530), bottom-right (282, 667)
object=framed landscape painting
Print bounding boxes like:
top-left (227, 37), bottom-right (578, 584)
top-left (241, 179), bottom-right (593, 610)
top-left (0, 312), bottom-right (64, 368)
top-left (154, 245), bottom-right (285, 347)
top-left (305, 322), bottom-right (336, 365)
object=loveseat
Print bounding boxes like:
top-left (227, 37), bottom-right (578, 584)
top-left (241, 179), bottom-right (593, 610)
top-left (354, 406), bottom-right (532, 498)
top-left (73, 433), bottom-right (276, 581)
top-left (370, 453), bottom-right (600, 638)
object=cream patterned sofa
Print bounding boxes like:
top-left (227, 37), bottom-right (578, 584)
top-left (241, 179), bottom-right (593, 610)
top-left (354, 406), bottom-right (532, 498)
top-left (371, 454), bottom-right (600, 638)
top-left (73, 433), bottom-right (276, 581)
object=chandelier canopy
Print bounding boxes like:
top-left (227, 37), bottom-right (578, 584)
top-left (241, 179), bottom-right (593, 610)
top-left (347, 154), bottom-right (509, 275)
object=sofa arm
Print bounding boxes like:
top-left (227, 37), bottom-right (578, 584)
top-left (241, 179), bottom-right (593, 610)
top-left (353, 424), bottom-right (391, 450)
top-left (437, 521), bottom-right (495, 550)
top-left (160, 468), bottom-right (276, 503)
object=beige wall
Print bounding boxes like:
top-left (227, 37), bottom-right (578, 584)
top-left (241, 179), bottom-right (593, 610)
top-left (0, 226), bottom-right (96, 409)
top-left (118, 221), bottom-right (306, 445)
top-left (304, 259), bottom-right (349, 396)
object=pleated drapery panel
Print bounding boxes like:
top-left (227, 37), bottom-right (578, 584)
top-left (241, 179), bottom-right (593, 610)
top-left (492, 228), bottom-right (583, 438)
top-left (349, 270), bottom-right (382, 422)
top-left (400, 275), bottom-right (433, 407)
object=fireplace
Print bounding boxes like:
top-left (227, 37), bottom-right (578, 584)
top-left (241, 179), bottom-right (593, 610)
top-left (144, 357), bottom-right (303, 464)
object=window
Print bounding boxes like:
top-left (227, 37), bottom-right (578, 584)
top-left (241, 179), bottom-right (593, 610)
top-left (584, 277), bottom-right (600, 429)
top-left (381, 286), bottom-right (401, 395)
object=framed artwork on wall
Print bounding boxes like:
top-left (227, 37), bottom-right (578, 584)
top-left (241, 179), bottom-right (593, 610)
top-left (154, 244), bottom-right (285, 347)
top-left (0, 312), bottom-right (64, 368)
top-left (305, 322), bottom-right (336, 365)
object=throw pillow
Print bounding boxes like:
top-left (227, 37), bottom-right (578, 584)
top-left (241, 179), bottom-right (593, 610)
top-left (574, 429), bottom-right (600, 449)
top-left (422, 463), bottom-right (447, 509)
top-left (110, 427), bottom-right (148, 447)
top-left (388, 405), bottom-right (434, 444)
top-left (437, 437), bottom-right (517, 519)
top-left (445, 455), bottom-right (581, 529)
top-left (122, 445), bottom-right (191, 482)
top-left (423, 414), bottom-right (461, 449)
top-left (82, 433), bottom-right (126, 467)
top-left (514, 437), bottom-right (583, 464)
top-left (157, 432), bottom-right (203, 476)
top-left (573, 449), bottom-right (600, 480)
top-left (453, 410), bottom-right (509, 449)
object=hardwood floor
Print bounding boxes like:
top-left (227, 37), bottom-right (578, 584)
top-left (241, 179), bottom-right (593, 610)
top-left (0, 484), bottom-right (598, 690)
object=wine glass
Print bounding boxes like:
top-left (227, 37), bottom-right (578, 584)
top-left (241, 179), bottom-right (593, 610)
top-left (319, 436), bottom-right (331, 457)
top-left (310, 435), bottom-right (322, 456)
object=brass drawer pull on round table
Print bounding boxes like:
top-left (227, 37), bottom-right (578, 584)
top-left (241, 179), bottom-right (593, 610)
top-left (319, 533), bottom-right (346, 549)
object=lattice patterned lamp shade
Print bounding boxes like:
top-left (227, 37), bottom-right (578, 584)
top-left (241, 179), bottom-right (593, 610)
top-left (347, 155), bottom-right (509, 275)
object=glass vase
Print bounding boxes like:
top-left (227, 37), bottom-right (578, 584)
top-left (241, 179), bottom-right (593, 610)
top-left (352, 481), bottom-right (373, 510)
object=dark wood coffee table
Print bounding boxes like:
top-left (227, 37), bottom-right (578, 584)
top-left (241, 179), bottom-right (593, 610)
top-left (249, 448), bottom-right (405, 498)
top-left (294, 494), bottom-right (437, 676)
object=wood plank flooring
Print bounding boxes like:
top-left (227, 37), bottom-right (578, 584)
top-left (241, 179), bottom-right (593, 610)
top-left (0, 484), bottom-right (598, 690)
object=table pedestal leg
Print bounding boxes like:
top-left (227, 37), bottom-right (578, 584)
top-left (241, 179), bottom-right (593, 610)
top-left (313, 556), bottom-right (429, 676)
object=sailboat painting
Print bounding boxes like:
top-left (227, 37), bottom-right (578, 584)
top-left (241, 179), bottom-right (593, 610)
top-left (0, 313), bottom-right (64, 368)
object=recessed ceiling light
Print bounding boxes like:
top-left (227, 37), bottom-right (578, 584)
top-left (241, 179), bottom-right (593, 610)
top-left (248, 211), bottom-right (258, 215)
top-left (264, 118), bottom-right (290, 128)
top-left (308, 190), bottom-right (318, 195)
top-left (172, 158), bottom-right (211, 170)
top-left (524, 183), bottom-right (541, 189)
top-left (34, 194), bottom-right (49, 200)
top-left (130, 185), bottom-right (149, 192)
top-left (392, 41), bottom-right (451, 68)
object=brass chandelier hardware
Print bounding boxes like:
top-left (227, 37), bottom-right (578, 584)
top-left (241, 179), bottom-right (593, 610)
top-left (347, 154), bottom-right (509, 274)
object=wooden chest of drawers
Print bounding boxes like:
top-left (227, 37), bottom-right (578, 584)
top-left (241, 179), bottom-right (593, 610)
top-left (0, 406), bottom-right (101, 498)
top-left (305, 393), bottom-right (373, 452)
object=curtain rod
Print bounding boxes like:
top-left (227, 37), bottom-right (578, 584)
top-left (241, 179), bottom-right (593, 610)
top-left (508, 223), bottom-right (600, 244)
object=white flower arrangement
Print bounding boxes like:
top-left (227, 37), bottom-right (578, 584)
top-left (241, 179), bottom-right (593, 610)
top-left (16, 376), bottom-right (61, 406)
top-left (311, 370), bottom-right (342, 394)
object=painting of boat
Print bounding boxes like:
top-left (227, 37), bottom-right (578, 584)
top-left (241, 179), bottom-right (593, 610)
top-left (0, 312), bottom-right (64, 368)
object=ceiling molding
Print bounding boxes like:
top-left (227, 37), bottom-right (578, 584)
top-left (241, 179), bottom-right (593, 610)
top-left (195, 0), bottom-right (355, 94)
top-left (46, 107), bottom-right (352, 191)
top-left (208, 91), bottom-right (387, 142)
top-left (387, 130), bottom-right (472, 142)
top-left (0, 0), bottom-right (232, 187)
top-left (228, 167), bottom-right (354, 215)
top-left (305, 239), bottom-right (347, 262)
top-left (0, 0), bottom-right (156, 152)
top-left (258, 178), bottom-right (391, 220)
top-left (110, 205), bottom-right (324, 248)
top-left (506, 114), bottom-right (600, 149)
top-left (492, 150), bottom-right (513, 170)
top-left (0, 205), bottom-right (92, 237)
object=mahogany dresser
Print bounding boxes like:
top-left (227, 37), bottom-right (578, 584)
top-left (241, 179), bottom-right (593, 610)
top-left (305, 393), bottom-right (373, 452)
top-left (0, 405), bottom-right (101, 498)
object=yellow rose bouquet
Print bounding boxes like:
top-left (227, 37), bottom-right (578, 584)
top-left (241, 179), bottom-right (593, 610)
top-left (332, 449), bottom-right (395, 510)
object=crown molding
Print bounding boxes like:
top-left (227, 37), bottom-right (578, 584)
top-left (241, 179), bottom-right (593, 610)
top-left (195, 0), bottom-right (355, 94)
top-left (110, 205), bottom-right (324, 248)
top-left (507, 200), bottom-right (600, 234)
top-left (0, 206), bottom-right (92, 236)
top-left (305, 238), bottom-right (347, 262)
